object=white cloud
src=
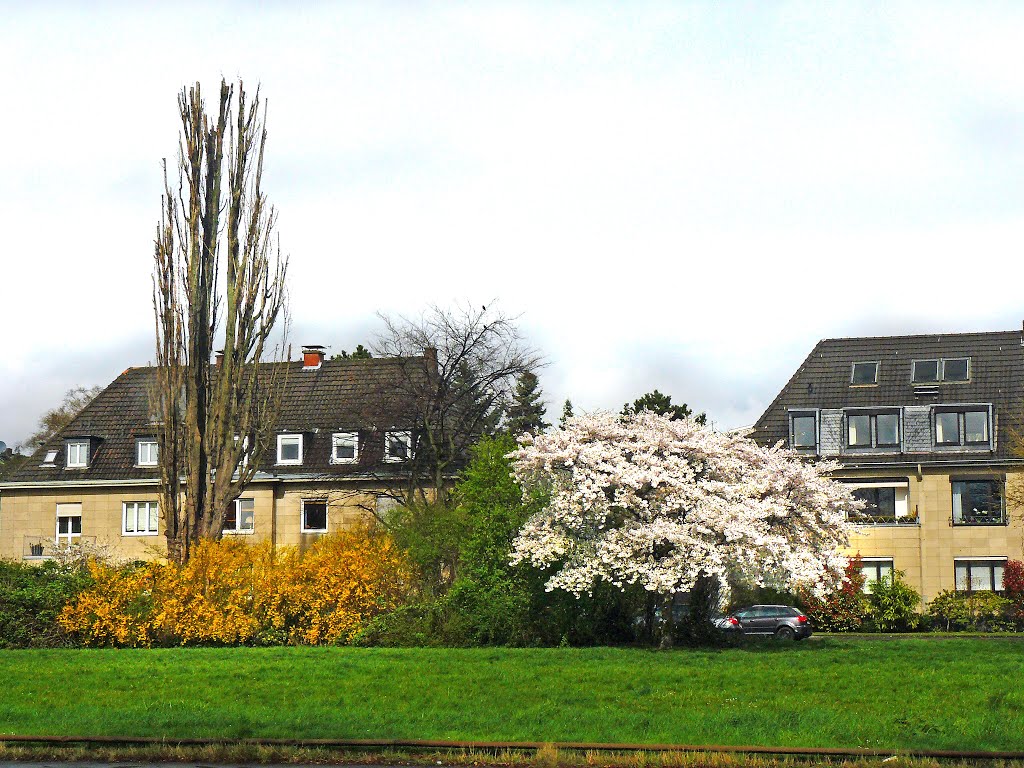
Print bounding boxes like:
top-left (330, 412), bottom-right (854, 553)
top-left (3, 2), bottom-right (1024, 446)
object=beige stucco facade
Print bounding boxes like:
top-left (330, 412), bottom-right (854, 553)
top-left (0, 479), bottom-right (401, 562)
top-left (836, 466), bottom-right (1024, 602)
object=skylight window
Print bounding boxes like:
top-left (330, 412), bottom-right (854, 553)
top-left (912, 360), bottom-right (939, 383)
top-left (943, 358), bottom-right (970, 382)
top-left (851, 362), bottom-right (879, 385)
top-left (913, 358), bottom-right (970, 384)
top-left (42, 450), bottom-right (58, 466)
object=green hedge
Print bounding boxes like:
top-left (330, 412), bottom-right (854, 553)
top-left (0, 559), bottom-right (94, 648)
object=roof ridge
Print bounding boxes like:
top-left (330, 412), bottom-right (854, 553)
top-left (820, 328), bottom-right (1019, 344)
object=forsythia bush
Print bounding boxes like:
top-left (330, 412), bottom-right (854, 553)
top-left (59, 528), bottom-right (411, 647)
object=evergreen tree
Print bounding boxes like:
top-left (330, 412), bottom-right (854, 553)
top-left (505, 371), bottom-right (549, 436)
top-left (331, 344), bottom-right (373, 361)
top-left (559, 399), bottom-right (574, 428)
top-left (623, 389), bottom-right (706, 425)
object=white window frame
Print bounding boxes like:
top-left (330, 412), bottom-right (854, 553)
top-left (331, 432), bottom-right (359, 464)
top-left (384, 430), bottom-right (413, 463)
top-left (276, 434), bottom-right (303, 465)
top-left (66, 441), bottom-right (89, 468)
top-left (301, 499), bottom-right (328, 533)
top-left (136, 440), bottom-right (159, 467)
top-left (41, 450), bottom-right (58, 466)
top-left (223, 497), bottom-right (256, 535)
top-left (860, 558), bottom-right (894, 594)
top-left (954, 557), bottom-right (1006, 593)
top-left (56, 502), bottom-right (82, 546)
top-left (123, 501), bottom-right (159, 536)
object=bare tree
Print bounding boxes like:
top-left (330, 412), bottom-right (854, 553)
top-left (153, 79), bottom-right (289, 563)
top-left (372, 303), bottom-right (542, 506)
top-left (23, 386), bottom-right (102, 451)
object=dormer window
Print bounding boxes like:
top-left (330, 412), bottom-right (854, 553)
top-left (789, 411), bottom-right (818, 451)
top-left (384, 431), bottom-right (412, 462)
top-left (851, 361), bottom-right (879, 385)
top-left (136, 440), bottom-right (158, 467)
top-left (845, 410), bottom-right (900, 450)
top-left (66, 441), bottom-right (89, 468)
top-left (276, 434), bottom-right (303, 465)
top-left (934, 407), bottom-right (991, 448)
top-left (331, 432), bottom-right (359, 464)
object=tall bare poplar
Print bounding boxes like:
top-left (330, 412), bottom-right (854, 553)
top-left (153, 80), bottom-right (289, 563)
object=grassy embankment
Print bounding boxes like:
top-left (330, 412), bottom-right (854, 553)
top-left (1, 636), bottom-right (1022, 753)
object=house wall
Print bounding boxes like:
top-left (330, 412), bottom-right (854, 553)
top-left (837, 467), bottom-right (1024, 602)
top-left (0, 485), bottom-right (168, 561)
top-left (0, 480), bottom-right (400, 562)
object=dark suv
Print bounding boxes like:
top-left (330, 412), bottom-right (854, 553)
top-left (721, 605), bottom-right (812, 641)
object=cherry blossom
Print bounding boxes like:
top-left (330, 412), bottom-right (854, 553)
top-left (509, 411), bottom-right (859, 603)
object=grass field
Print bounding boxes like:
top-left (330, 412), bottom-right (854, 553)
top-left (0, 637), bottom-right (1022, 752)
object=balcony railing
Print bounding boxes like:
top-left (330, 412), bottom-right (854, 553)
top-left (848, 512), bottom-right (919, 526)
top-left (23, 536), bottom-right (97, 560)
top-left (953, 510), bottom-right (1006, 526)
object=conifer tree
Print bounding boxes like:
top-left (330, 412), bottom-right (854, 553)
top-left (559, 398), bottom-right (574, 428)
top-left (505, 371), bottom-right (549, 437)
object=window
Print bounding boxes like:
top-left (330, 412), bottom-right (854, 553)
top-left (860, 558), bottom-right (894, 593)
top-left (136, 440), bottom-right (158, 467)
top-left (331, 432), bottom-right (359, 464)
top-left (845, 411), bottom-right (900, 450)
top-left (224, 498), bottom-right (255, 534)
top-left (934, 408), bottom-right (990, 448)
top-left (847, 481), bottom-right (911, 524)
top-left (913, 357), bottom-right (970, 383)
top-left (66, 441), bottom-right (89, 468)
top-left (935, 412), bottom-right (959, 445)
top-left (912, 359), bottom-right (939, 383)
top-left (301, 499), bottom-right (328, 532)
top-left (851, 361), bottom-right (879, 385)
top-left (955, 558), bottom-right (1005, 593)
top-left (376, 494), bottom-right (403, 522)
top-left (277, 434), bottom-right (303, 465)
top-left (790, 412), bottom-right (817, 450)
top-left (952, 479), bottom-right (1004, 525)
top-left (123, 501), bottom-right (159, 535)
top-left (42, 450), bottom-right (58, 466)
top-left (385, 431), bottom-right (412, 462)
top-left (56, 503), bottom-right (82, 545)
top-left (847, 415), bottom-right (871, 447)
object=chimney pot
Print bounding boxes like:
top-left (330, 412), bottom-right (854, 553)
top-left (302, 345), bottom-right (326, 370)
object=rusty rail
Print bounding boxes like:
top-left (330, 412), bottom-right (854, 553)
top-left (1, 735), bottom-right (1023, 761)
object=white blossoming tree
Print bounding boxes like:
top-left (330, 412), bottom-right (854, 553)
top-left (509, 411), bottom-right (860, 641)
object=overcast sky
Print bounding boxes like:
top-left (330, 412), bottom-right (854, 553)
top-left (2, 2), bottom-right (1024, 449)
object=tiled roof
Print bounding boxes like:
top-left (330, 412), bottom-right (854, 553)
top-left (5, 356), bottom-right (431, 484)
top-left (749, 329), bottom-right (1024, 465)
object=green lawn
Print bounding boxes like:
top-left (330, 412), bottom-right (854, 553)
top-left (0, 637), bottom-right (1022, 752)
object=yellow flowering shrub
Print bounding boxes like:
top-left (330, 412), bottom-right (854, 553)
top-left (282, 529), bottom-right (413, 645)
top-left (58, 528), bottom-right (411, 647)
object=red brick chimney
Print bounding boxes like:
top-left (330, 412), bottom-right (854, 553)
top-left (302, 345), bottom-right (326, 370)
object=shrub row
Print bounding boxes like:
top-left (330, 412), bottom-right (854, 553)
top-left (57, 529), bottom-right (410, 647)
top-left (801, 555), bottom-right (1024, 633)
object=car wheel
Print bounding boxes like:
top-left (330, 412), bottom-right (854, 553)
top-left (775, 625), bottom-right (795, 642)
